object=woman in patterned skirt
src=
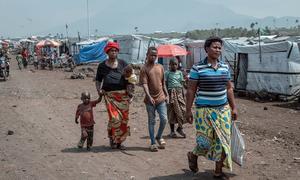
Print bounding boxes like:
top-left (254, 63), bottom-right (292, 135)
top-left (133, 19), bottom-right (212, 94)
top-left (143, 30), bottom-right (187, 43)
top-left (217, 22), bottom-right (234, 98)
top-left (185, 37), bottom-right (238, 179)
top-left (95, 41), bottom-right (132, 150)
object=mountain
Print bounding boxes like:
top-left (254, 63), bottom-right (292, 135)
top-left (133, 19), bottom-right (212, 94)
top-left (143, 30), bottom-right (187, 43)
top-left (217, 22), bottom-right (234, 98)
top-left (44, 0), bottom-right (300, 37)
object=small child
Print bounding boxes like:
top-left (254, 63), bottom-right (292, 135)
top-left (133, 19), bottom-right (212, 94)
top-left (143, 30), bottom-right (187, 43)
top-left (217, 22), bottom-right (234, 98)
top-left (165, 58), bottom-right (187, 138)
top-left (123, 65), bottom-right (137, 101)
top-left (75, 92), bottom-right (102, 151)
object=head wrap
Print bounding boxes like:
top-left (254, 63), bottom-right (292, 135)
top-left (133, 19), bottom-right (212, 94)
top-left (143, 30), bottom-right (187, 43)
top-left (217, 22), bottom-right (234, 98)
top-left (104, 41), bottom-right (120, 53)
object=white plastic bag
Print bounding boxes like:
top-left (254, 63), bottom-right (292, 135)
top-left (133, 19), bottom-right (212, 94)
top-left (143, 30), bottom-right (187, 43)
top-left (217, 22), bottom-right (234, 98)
top-left (231, 121), bottom-right (245, 166)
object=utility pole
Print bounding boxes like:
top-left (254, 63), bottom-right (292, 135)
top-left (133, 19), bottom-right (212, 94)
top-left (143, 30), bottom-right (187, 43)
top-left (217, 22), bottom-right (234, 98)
top-left (258, 28), bottom-right (262, 63)
top-left (87, 0), bottom-right (90, 40)
top-left (215, 23), bottom-right (219, 37)
top-left (65, 24), bottom-right (70, 54)
top-left (65, 24), bottom-right (69, 40)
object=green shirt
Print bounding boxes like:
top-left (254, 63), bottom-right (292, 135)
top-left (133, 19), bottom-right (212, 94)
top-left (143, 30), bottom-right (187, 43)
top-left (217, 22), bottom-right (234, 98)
top-left (165, 70), bottom-right (184, 90)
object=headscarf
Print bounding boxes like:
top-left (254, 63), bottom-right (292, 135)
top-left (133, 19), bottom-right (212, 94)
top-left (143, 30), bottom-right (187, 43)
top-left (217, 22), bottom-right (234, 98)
top-left (104, 41), bottom-right (120, 53)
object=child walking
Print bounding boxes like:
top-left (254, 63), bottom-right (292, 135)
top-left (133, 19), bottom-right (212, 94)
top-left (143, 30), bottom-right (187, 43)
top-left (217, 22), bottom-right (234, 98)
top-left (75, 92), bottom-right (102, 151)
top-left (165, 58), bottom-right (187, 138)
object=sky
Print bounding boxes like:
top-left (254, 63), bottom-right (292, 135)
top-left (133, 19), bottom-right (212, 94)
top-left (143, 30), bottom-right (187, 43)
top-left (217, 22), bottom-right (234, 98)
top-left (0, 0), bottom-right (299, 38)
top-left (201, 0), bottom-right (300, 18)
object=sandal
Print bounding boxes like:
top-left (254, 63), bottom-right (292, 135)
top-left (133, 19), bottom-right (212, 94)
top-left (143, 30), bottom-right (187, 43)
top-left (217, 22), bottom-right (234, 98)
top-left (169, 132), bottom-right (178, 138)
top-left (155, 137), bottom-right (166, 149)
top-left (176, 127), bottom-right (186, 138)
top-left (150, 144), bottom-right (158, 152)
top-left (187, 151), bottom-right (198, 173)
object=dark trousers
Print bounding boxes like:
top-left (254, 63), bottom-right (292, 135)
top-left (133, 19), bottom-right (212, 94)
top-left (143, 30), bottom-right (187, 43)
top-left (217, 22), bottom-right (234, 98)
top-left (78, 125), bottom-right (94, 147)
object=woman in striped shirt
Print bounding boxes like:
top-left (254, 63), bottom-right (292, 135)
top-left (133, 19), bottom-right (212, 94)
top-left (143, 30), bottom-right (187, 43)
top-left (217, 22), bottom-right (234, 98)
top-left (185, 37), bottom-right (238, 179)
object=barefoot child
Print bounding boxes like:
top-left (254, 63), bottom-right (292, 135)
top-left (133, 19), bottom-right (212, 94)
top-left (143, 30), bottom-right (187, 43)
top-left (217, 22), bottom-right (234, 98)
top-left (75, 92), bottom-right (102, 151)
top-left (165, 58), bottom-right (187, 138)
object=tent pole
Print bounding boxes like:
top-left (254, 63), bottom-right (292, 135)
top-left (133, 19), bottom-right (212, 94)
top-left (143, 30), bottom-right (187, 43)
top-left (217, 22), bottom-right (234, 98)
top-left (258, 28), bottom-right (262, 63)
top-left (87, 0), bottom-right (90, 40)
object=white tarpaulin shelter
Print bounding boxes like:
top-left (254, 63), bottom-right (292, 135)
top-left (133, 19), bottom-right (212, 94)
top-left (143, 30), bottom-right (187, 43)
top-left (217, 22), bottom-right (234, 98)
top-left (184, 39), bottom-right (237, 76)
top-left (235, 41), bottom-right (300, 96)
top-left (113, 35), bottom-right (167, 64)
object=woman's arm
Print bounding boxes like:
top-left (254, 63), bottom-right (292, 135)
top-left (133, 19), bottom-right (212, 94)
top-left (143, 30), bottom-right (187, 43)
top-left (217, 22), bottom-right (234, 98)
top-left (185, 80), bottom-right (198, 124)
top-left (227, 81), bottom-right (238, 120)
top-left (95, 81), bottom-right (104, 96)
top-left (95, 64), bottom-right (104, 96)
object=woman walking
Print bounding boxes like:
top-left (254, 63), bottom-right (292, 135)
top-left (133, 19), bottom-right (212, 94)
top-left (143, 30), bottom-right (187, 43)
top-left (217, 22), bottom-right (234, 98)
top-left (95, 41), bottom-right (132, 150)
top-left (185, 37), bottom-right (238, 179)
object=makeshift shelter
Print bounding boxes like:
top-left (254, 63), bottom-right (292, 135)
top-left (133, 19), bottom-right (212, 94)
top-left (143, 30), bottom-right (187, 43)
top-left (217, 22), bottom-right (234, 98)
top-left (112, 35), bottom-right (166, 64)
top-left (235, 41), bottom-right (300, 96)
top-left (184, 40), bottom-right (206, 69)
top-left (35, 39), bottom-right (61, 59)
top-left (74, 38), bottom-right (108, 64)
top-left (19, 39), bottom-right (37, 56)
top-left (184, 39), bottom-right (237, 76)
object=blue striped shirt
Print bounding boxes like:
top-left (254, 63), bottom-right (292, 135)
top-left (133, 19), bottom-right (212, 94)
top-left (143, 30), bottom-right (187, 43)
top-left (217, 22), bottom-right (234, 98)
top-left (189, 58), bottom-right (231, 107)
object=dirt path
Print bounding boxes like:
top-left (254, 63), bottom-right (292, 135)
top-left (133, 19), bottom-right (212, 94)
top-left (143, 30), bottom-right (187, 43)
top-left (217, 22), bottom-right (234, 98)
top-left (0, 56), bottom-right (299, 180)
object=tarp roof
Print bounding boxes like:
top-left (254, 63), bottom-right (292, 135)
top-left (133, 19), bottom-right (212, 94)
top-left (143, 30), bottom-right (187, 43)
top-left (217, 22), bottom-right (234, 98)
top-left (237, 41), bottom-right (291, 54)
top-left (76, 37), bottom-right (108, 45)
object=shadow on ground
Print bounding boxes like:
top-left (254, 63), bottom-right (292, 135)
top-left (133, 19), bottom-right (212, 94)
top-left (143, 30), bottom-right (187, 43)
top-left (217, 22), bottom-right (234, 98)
top-left (149, 169), bottom-right (236, 180)
top-left (140, 135), bottom-right (186, 140)
top-left (61, 145), bottom-right (150, 154)
top-left (273, 101), bottom-right (300, 110)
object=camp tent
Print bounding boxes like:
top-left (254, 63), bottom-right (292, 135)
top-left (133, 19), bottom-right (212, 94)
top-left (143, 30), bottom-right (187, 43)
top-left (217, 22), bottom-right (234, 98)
top-left (74, 38), bottom-right (108, 64)
top-left (235, 41), bottom-right (300, 96)
top-left (112, 35), bottom-right (166, 64)
top-left (184, 39), bottom-right (237, 77)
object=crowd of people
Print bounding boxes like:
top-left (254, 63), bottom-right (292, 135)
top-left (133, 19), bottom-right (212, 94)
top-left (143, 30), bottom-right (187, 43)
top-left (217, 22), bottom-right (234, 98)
top-left (15, 47), bottom-right (73, 71)
top-left (74, 37), bottom-right (238, 179)
top-left (2, 36), bottom-right (239, 179)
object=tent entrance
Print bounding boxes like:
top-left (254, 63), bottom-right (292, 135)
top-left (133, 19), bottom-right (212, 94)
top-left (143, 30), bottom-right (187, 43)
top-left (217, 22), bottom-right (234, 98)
top-left (236, 53), bottom-right (248, 90)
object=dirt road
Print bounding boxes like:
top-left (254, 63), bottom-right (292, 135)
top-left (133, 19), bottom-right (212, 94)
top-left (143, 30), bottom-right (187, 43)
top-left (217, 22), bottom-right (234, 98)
top-left (0, 56), bottom-right (299, 180)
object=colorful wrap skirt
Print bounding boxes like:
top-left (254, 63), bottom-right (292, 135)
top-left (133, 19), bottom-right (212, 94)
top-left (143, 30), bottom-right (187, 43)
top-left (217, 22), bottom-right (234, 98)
top-left (104, 90), bottom-right (130, 144)
top-left (167, 88), bottom-right (187, 127)
top-left (193, 104), bottom-right (232, 170)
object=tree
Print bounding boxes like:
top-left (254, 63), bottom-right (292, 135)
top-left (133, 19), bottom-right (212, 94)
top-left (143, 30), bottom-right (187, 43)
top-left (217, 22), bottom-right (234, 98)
top-left (263, 26), bottom-right (271, 35)
top-left (134, 27), bottom-right (139, 33)
top-left (250, 22), bottom-right (255, 29)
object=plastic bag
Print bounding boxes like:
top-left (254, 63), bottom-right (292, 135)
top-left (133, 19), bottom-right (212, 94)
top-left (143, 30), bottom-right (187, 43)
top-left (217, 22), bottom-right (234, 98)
top-left (231, 121), bottom-right (245, 166)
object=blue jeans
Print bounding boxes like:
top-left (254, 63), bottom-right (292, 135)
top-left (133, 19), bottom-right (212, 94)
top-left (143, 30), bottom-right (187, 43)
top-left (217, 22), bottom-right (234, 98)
top-left (146, 101), bottom-right (168, 145)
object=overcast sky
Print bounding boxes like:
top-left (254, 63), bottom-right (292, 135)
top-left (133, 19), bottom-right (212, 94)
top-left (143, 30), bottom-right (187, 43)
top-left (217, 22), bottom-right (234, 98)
top-left (201, 0), bottom-right (300, 18)
top-left (0, 0), bottom-right (299, 37)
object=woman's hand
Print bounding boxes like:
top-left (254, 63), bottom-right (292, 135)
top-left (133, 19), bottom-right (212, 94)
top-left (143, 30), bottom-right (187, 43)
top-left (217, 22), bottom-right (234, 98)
top-left (231, 107), bottom-right (238, 121)
top-left (186, 110), bottom-right (193, 124)
top-left (98, 89), bottom-right (105, 96)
